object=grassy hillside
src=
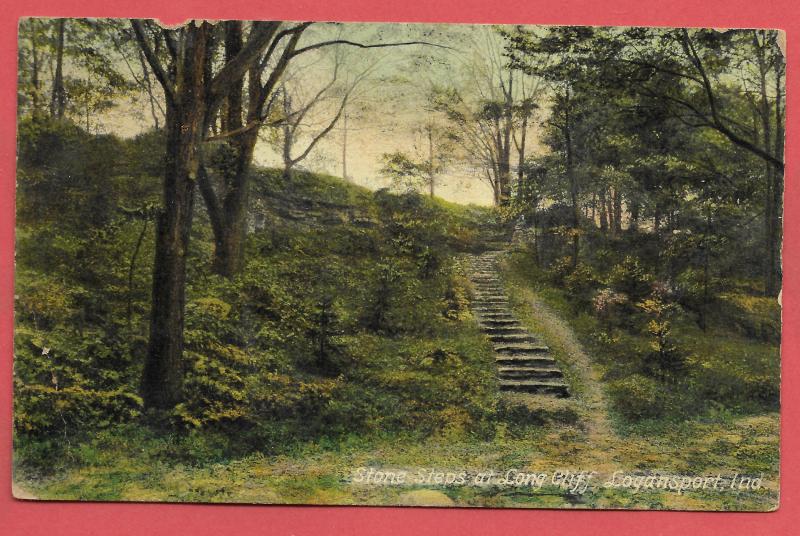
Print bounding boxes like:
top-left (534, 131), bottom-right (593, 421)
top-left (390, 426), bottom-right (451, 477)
top-left (13, 127), bottom-right (501, 486)
top-left (13, 124), bottom-right (779, 510)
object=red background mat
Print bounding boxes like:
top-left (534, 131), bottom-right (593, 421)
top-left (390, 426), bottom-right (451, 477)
top-left (0, 1), bottom-right (797, 534)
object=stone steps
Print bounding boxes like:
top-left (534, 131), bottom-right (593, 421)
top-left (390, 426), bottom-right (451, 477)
top-left (499, 380), bottom-right (570, 397)
top-left (495, 355), bottom-right (557, 367)
top-left (497, 366), bottom-right (564, 380)
top-left (468, 251), bottom-right (569, 399)
top-left (474, 311), bottom-right (511, 317)
top-left (488, 333), bottom-right (540, 344)
top-left (494, 343), bottom-right (550, 354)
top-left (478, 318), bottom-right (520, 327)
top-left (482, 322), bottom-right (525, 330)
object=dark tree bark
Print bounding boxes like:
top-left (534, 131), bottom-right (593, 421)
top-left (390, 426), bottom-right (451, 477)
top-left (133, 19), bottom-right (279, 409)
top-left (201, 24), bottom-right (302, 276)
top-left (50, 19), bottom-right (67, 119)
top-left (202, 25), bottom-right (430, 275)
top-left (141, 23), bottom-right (211, 410)
top-left (612, 188), bottom-right (623, 235)
top-left (563, 88), bottom-right (580, 267)
top-left (30, 19), bottom-right (42, 115)
top-left (598, 189), bottom-right (608, 232)
top-left (629, 198), bottom-right (639, 231)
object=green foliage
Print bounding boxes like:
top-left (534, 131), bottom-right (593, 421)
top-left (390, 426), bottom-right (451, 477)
top-left (306, 295), bottom-right (346, 375)
top-left (548, 257), bottom-right (599, 310)
top-left (607, 256), bottom-right (654, 303)
top-left (15, 121), bottom-right (499, 471)
top-left (379, 151), bottom-right (432, 193)
top-left (637, 298), bottom-right (686, 381)
top-left (507, 250), bottom-right (779, 424)
top-left (716, 293), bottom-right (781, 344)
top-left (14, 325), bottom-right (142, 438)
top-left (607, 375), bottom-right (674, 421)
top-left (563, 263), bottom-right (599, 309)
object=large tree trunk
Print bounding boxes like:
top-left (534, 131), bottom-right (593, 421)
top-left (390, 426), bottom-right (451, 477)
top-left (598, 189), bottom-right (608, 232)
top-left (50, 19), bottom-right (66, 119)
top-left (767, 52), bottom-right (784, 296)
top-left (612, 188), bottom-right (623, 235)
top-left (30, 20), bottom-right (42, 115)
top-left (141, 27), bottom-right (209, 410)
top-left (204, 26), bottom-right (300, 277)
top-left (214, 129), bottom-right (259, 276)
top-left (563, 89), bottom-right (579, 267)
top-left (206, 24), bottom-right (263, 277)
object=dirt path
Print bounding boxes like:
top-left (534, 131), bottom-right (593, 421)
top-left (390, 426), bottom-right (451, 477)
top-left (498, 255), bottom-right (618, 456)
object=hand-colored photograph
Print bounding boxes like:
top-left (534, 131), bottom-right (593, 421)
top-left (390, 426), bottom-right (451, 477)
top-left (12, 18), bottom-right (782, 510)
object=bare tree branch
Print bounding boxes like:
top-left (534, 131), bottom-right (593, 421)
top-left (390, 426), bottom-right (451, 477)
top-left (130, 20), bottom-right (176, 105)
top-left (291, 39), bottom-right (451, 58)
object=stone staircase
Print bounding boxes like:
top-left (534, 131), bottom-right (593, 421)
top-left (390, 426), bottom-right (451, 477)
top-left (468, 251), bottom-right (570, 398)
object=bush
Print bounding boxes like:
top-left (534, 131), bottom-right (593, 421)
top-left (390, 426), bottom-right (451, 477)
top-left (564, 263), bottom-right (600, 310)
top-left (592, 287), bottom-right (629, 332)
top-left (607, 374), bottom-right (674, 421)
top-left (608, 256), bottom-right (654, 302)
top-left (716, 293), bottom-right (781, 344)
top-left (638, 298), bottom-right (687, 381)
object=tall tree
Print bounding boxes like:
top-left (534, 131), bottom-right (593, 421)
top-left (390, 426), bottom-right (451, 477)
top-left (432, 27), bottom-right (544, 205)
top-left (50, 19), bottom-right (67, 119)
top-left (132, 19), bottom-right (280, 409)
top-left (199, 23), bottom-right (438, 276)
top-left (505, 26), bottom-right (595, 262)
top-left (133, 20), bottom-right (439, 408)
top-left (198, 21), bottom-right (305, 276)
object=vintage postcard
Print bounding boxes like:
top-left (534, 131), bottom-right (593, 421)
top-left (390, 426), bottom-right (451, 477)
top-left (12, 18), bottom-right (782, 511)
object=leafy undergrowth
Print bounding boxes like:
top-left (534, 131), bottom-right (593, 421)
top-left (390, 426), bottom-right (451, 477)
top-left (16, 411), bottom-right (778, 510)
top-left (16, 239), bottom-right (779, 510)
top-left (492, 249), bottom-right (779, 510)
top-left (13, 122), bottom-right (780, 510)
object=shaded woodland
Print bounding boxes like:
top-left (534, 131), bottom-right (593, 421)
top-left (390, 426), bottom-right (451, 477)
top-left (13, 20), bottom-right (782, 509)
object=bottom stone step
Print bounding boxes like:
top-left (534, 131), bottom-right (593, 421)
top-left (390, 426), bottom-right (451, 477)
top-left (496, 355), bottom-right (557, 367)
top-left (497, 367), bottom-right (564, 380)
top-left (499, 380), bottom-right (570, 397)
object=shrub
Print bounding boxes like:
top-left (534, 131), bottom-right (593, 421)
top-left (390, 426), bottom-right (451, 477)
top-left (637, 298), bottom-right (687, 381)
top-left (607, 374), bottom-right (672, 421)
top-left (592, 287), bottom-right (629, 332)
top-left (608, 256), bottom-right (654, 302)
top-left (177, 297), bottom-right (252, 428)
top-left (306, 295), bottom-right (346, 376)
top-left (674, 267), bottom-right (719, 329)
top-left (360, 260), bottom-right (404, 333)
top-left (563, 263), bottom-right (600, 310)
top-left (548, 256), bottom-right (575, 286)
